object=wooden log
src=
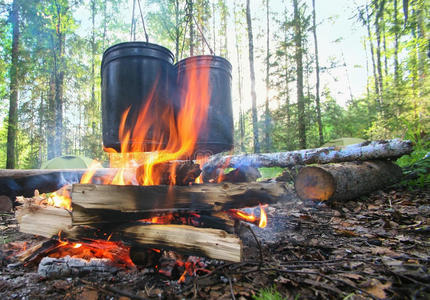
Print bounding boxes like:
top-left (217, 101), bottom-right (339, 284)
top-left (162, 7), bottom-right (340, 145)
top-left (294, 160), bottom-right (403, 202)
top-left (71, 182), bottom-right (288, 225)
top-left (116, 224), bottom-right (242, 262)
top-left (0, 169), bottom-right (117, 198)
top-left (136, 161), bottom-right (201, 186)
top-left (14, 206), bottom-right (242, 262)
top-left (15, 205), bottom-right (72, 238)
top-left (202, 139), bottom-right (412, 179)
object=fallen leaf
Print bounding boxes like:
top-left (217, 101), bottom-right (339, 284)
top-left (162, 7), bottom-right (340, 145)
top-left (363, 279), bottom-right (392, 299)
top-left (371, 247), bottom-right (401, 257)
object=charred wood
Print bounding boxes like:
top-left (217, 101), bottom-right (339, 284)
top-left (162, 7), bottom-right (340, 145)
top-left (71, 182), bottom-right (287, 225)
top-left (294, 160), bottom-right (403, 202)
top-left (136, 161), bottom-right (201, 186)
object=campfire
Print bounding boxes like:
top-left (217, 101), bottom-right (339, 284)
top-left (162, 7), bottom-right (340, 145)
top-left (13, 51), bottom-right (277, 281)
top-left (9, 43), bottom-right (413, 284)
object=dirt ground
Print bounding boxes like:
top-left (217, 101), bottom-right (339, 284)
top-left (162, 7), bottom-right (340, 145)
top-left (1, 185), bottom-right (429, 300)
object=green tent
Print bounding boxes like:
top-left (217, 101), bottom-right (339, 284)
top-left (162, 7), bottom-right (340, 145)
top-left (41, 155), bottom-right (95, 169)
top-left (322, 137), bottom-right (366, 147)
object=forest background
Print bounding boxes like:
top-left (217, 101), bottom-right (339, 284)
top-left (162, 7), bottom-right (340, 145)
top-left (0, 0), bottom-right (428, 171)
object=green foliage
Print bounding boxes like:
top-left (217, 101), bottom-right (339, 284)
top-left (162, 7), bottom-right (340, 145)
top-left (253, 287), bottom-right (286, 300)
top-left (397, 122), bottom-right (430, 188)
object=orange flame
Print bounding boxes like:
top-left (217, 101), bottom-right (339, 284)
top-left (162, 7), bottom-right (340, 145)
top-left (47, 186), bottom-right (72, 210)
top-left (228, 205), bottom-right (268, 228)
top-left (81, 58), bottom-right (212, 186)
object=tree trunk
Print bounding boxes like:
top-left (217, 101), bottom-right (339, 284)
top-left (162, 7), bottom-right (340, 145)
top-left (6, 0), bottom-right (20, 169)
top-left (47, 72), bottom-right (56, 160)
top-left (365, 4), bottom-right (380, 106)
top-left (283, 8), bottom-right (290, 126)
top-left (246, 0), bottom-right (260, 153)
top-left (91, 0), bottom-right (96, 125)
top-left (294, 160), bottom-right (403, 202)
top-left (188, 0), bottom-right (194, 56)
top-left (233, 0), bottom-right (245, 152)
top-left (293, 0), bottom-right (306, 149)
top-left (393, 0), bottom-right (400, 85)
top-left (312, 0), bottom-right (323, 146)
top-left (374, 0), bottom-right (384, 104)
top-left (175, 0), bottom-right (180, 61)
top-left (264, 0), bottom-right (271, 152)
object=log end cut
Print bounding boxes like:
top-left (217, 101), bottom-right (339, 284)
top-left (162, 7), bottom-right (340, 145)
top-left (294, 166), bottom-right (335, 201)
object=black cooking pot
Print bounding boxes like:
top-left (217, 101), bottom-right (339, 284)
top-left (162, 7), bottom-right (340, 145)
top-left (175, 55), bottom-right (234, 156)
top-left (101, 42), bottom-right (175, 152)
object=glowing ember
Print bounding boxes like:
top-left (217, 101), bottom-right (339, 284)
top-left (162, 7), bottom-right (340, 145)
top-left (47, 187), bottom-right (72, 210)
top-left (48, 239), bottom-right (134, 269)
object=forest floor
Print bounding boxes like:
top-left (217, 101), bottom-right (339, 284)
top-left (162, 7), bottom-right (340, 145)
top-left (0, 184), bottom-right (429, 300)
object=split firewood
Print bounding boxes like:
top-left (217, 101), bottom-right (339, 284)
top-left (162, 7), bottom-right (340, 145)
top-left (15, 205), bottom-right (73, 238)
top-left (202, 139), bottom-right (412, 177)
top-left (136, 161), bottom-right (201, 186)
top-left (294, 160), bottom-right (403, 202)
top-left (71, 182), bottom-right (288, 225)
top-left (115, 224), bottom-right (242, 262)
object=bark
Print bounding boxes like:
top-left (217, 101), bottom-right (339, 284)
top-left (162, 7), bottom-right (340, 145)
top-left (374, 0), bottom-right (384, 103)
top-left (202, 139), bottom-right (413, 172)
top-left (71, 182), bottom-right (287, 225)
top-left (54, 33), bottom-right (65, 157)
top-left (6, 0), bottom-right (20, 169)
top-left (233, 1), bottom-right (245, 152)
top-left (246, 0), bottom-right (260, 153)
top-left (365, 4), bottom-right (380, 106)
top-left (91, 0), bottom-right (96, 127)
top-left (293, 0), bottom-right (306, 149)
top-left (294, 160), bottom-right (403, 202)
top-left (188, 0), bottom-right (194, 56)
top-left (264, 0), bottom-right (271, 152)
top-left (175, 0), bottom-right (180, 61)
top-left (47, 72), bottom-right (56, 160)
top-left (312, 0), bottom-right (323, 146)
top-left (393, 0), bottom-right (400, 85)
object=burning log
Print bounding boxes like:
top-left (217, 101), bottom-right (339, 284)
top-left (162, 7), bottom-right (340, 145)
top-left (116, 224), bottom-right (242, 262)
top-left (71, 182), bottom-right (287, 225)
top-left (294, 160), bottom-right (403, 202)
top-left (0, 168), bottom-right (117, 198)
top-left (202, 139), bottom-right (412, 179)
top-left (136, 161), bottom-right (201, 186)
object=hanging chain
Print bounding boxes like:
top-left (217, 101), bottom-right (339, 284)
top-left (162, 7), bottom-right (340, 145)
top-left (192, 14), bottom-right (214, 55)
top-left (130, 0), bottom-right (149, 42)
top-left (137, 0), bottom-right (149, 43)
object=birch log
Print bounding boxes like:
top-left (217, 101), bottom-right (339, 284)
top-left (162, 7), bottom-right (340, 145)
top-left (202, 139), bottom-right (412, 180)
top-left (294, 160), bottom-right (403, 202)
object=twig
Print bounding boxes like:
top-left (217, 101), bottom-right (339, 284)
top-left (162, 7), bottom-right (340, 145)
top-left (226, 273), bottom-right (236, 300)
top-left (245, 224), bottom-right (263, 268)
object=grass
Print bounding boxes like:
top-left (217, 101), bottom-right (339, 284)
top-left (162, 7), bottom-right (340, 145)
top-left (253, 287), bottom-right (287, 300)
